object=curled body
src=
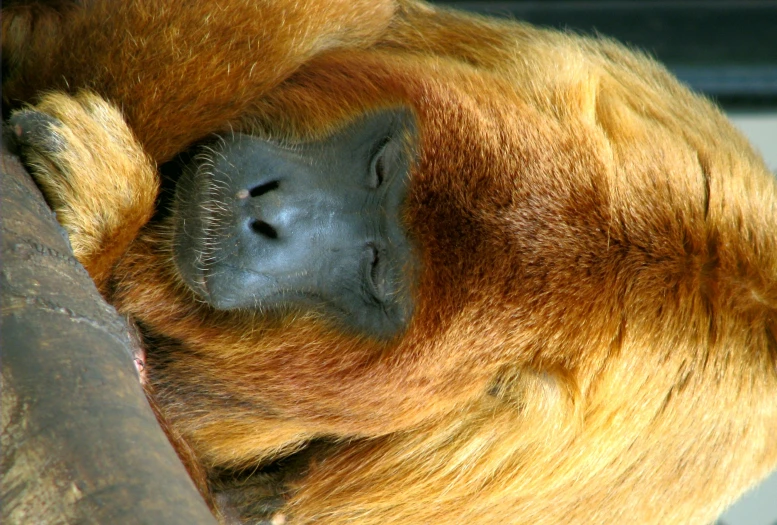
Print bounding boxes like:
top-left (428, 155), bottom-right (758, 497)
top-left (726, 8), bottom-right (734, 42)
top-left (3, 1), bottom-right (777, 523)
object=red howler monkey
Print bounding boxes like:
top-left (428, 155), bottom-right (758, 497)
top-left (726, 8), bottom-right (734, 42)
top-left (3, 1), bottom-right (777, 523)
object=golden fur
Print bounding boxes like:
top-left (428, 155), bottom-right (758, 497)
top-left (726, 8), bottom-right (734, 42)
top-left (3, 1), bottom-right (776, 523)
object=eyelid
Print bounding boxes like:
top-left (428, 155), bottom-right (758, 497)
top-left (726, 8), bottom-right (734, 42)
top-left (369, 136), bottom-right (392, 189)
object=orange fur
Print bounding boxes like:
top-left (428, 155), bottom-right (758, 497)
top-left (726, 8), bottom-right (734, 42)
top-left (3, 1), bottom-right (776, 524)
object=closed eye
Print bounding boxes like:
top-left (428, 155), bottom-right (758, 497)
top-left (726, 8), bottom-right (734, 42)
top-left (369, 137), bottom-right (391, 189)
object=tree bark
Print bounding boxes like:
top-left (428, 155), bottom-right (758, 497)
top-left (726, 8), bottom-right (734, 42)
top-left (1, 135), bottom-right (217, 524)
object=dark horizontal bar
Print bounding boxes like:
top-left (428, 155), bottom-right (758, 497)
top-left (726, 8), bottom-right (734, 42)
top-left (436, 1), bottom-right (777, 106)
top-left (673, 66), bottom-right (777, 96)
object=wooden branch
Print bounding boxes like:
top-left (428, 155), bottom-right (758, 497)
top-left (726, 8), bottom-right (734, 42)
top-left (0, 135), bottom-right (217, 524)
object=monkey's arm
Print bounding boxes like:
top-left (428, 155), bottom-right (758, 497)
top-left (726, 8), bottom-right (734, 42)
top-left (8, 92), bottom-right (158, 290)
top-left (2, 0), bottom-right (395, 162)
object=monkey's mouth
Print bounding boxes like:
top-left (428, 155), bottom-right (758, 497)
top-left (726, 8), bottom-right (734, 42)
top-left (170, 153), bottom-right (221, 299)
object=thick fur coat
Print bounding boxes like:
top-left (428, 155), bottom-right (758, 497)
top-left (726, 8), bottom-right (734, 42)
top-left (3, 1), bottom-right (777, 523)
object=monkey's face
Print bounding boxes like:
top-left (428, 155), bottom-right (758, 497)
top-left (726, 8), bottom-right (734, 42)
top-left (171, 109), bottom-right (419, 340)
top-left (153, 55), bottom-right (606, 355)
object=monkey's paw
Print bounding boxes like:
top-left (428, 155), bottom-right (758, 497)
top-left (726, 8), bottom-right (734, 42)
top-left (7, 91), bottom-right (158, 279)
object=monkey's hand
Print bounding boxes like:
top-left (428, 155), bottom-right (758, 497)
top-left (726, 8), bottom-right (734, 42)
top-left (8, 92), bottom-right (158, 289)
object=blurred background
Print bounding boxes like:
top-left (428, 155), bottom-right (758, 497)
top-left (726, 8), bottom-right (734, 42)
top-left (432, 2), bottom-right (777, 523)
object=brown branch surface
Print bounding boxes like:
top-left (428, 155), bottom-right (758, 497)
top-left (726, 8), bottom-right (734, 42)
top-left (0, 135), bottom-right (217, 524)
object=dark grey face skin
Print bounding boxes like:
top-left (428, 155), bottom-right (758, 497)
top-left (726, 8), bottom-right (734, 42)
top-left (173, 109), bottom-right (418, 339)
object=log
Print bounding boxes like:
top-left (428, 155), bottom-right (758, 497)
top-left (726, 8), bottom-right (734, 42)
top-left (0, 134), bottom-right (217, 524)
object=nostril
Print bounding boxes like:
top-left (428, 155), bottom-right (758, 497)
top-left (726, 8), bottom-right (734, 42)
top-left (251, 220), bottom-right (278, 239)
top-left (249, 180), bottom-right (280, 198)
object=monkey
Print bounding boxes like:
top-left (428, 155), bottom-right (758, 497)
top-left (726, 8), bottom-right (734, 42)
top-left (3, 0), bottom-right (777, 523)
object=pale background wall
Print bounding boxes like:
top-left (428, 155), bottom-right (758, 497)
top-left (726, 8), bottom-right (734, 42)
top-left (717, 113), bottom-right (777, 525)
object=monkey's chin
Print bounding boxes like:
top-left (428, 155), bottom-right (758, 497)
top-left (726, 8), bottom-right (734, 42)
top-left (171, 247), bottom-right (209, 302)
top-left (169, 150), bottom-right (241, 305)
top-left (171, 173), bottom-right (213, 301)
